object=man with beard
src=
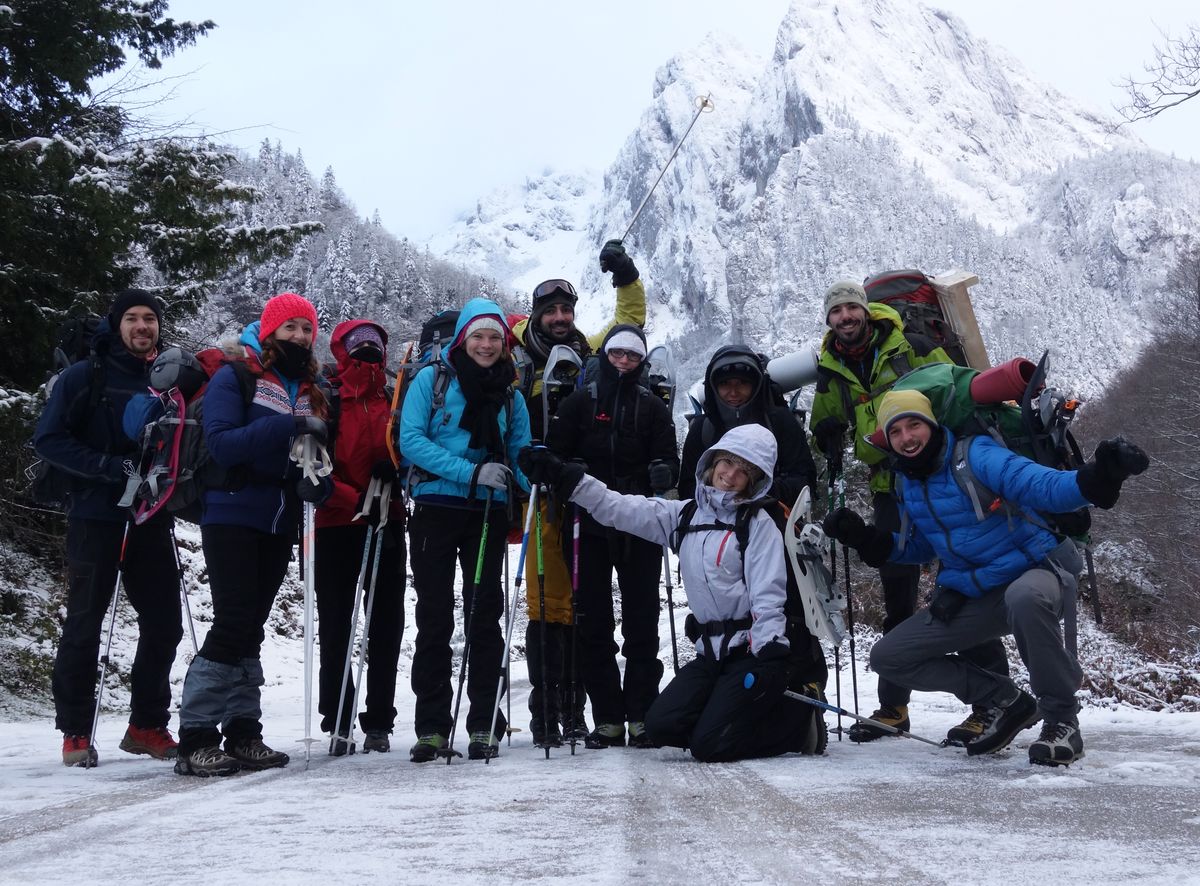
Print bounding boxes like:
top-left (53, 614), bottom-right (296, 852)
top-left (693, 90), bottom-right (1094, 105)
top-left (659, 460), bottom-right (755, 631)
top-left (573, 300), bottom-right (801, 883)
top-left (34, 290), bottom-right (184, 767)
top-left (509, 239), bottom-right (646, 747)
top-left (809, 280), bottom-right (1009, 745)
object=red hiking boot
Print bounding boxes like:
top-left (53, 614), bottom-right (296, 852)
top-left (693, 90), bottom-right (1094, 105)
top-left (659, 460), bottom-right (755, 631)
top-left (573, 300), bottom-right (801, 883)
top-left (119, 725), bottom-right (179, 760)
top-left (62, 734), bottom-right (98, 768)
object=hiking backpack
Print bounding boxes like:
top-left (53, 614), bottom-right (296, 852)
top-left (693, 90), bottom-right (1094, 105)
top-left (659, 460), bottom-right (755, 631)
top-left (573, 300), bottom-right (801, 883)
top-left (27, 314), bottom-right (107, 507)
top-left (882, 352), bottom-right (1090, 542)
top-left (121, 350), bottom-right (257, 524)
top-left (864, 269), bottom-right (968, 366)
top-left (386, 308), bottom-right (461, 467)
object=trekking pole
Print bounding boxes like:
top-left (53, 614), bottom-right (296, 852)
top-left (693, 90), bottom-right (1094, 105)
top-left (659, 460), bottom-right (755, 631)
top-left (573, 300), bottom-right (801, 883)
top-left (825, 467), bottom-right (845, 737)
top-left (486, 485), bottom-right (539, 762)
top-left (535, 490), bottom-right (551, 760)
top-left (834, 469), bottom-right (860, 717)
top-left (658, 502), bottom-right (680, 675)
top-left (568, 503), bottom-right (581, 755)
top-left (332, 475), bottom-right (382, 756)
top-left (348, 480), bottom-right (392, 752)
top-left (88, 521), bottom-right (131, 767)
top-left (503, 526), bottom-right (513, 747)
top-left (443, 488), bottom-right (494, 763)
top-left (169, 523), bottom-right (198, 656)
top-left (621, 94), bottom-right (715, 241)
top-left (1083, 546), bottom-right (1102, 625)
top-left (742, 673), bottom-right (943, 749)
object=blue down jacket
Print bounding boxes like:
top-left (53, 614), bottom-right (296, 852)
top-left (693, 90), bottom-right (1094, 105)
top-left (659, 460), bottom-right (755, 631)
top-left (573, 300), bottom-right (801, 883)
top-left (890, 429), bottom-right (1090, 596)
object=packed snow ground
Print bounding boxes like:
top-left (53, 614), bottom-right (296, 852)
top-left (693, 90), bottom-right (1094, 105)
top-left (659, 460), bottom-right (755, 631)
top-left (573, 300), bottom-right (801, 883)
top-left (1, 543), bottom-right (1199, 885)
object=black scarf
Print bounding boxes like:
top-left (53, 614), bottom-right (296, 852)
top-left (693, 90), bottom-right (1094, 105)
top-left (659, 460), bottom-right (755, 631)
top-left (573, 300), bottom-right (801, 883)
top-left (451, 348), bottom-right (514, 456)
top-left (892, 425), bottom-right (946, 480)
top-left (524, 320), bottom-right (591, 366)
top-left (273, 339), bottom-right (313, 380)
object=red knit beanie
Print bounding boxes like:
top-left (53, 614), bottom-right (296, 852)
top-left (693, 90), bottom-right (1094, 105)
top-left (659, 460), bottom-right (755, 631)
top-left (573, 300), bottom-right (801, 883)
top-left (260, 292), bottom-right (319, 342)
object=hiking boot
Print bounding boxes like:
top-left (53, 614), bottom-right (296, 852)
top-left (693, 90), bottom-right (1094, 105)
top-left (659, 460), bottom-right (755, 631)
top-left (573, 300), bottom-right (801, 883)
top-left (945, 706), bottom-right (991, 747)
top-left (467, 731), bottom-right (500, 760)
top-left (62, 734), bottom-right (98, 768)
top-left (584, 723), bottom-right (626, 749)
top-left (174, 745), bottom-right (241, 777)
top-left (362, 730), bottom-right (390, 753)
top-left (1028, 721), bottom-right (1085, 767)
top-left (225, 737), bottom-right (290, 770)
top-left (328, 734), bottom-right (356, 757)
top-left (531, 717), bottom-right (563, 749)
top-left (409, 733), bottom-right (447, 763)
top-left (965, 690), bottom-right (1040, 756)
top-left (626, 722), bottom-right (655, 749)
top-left (119, 725), bottom-right (178, 760)
top-left (561, 709), bottom-right (590, 743)
top-left (847, 705), bottom-right (910, 742)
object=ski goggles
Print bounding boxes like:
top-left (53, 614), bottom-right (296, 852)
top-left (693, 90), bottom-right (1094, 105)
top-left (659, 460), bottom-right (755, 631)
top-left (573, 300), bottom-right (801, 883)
top-left (532, 279), bottom-right (579, 305)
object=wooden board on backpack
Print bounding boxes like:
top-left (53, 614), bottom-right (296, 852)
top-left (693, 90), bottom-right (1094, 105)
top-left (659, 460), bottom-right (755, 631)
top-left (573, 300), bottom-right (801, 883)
top-left (932, 270), bottom-right (990, 370)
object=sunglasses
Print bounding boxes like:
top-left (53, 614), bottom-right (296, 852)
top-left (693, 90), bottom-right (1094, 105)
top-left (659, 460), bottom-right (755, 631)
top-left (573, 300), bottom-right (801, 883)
top-left (607, 348), bottom-right (644, 363)
top-left (533, 279), bottom-right (578, 301)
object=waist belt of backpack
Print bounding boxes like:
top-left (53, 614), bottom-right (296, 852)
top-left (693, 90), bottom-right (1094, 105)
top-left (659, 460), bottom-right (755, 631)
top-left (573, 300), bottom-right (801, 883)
top-left (695, 616), bottom-right (753, 659)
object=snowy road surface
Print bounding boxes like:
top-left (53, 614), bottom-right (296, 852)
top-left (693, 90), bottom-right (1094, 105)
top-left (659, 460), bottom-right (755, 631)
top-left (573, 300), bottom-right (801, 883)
top-left (2, 680), bottom-right (1199, 885)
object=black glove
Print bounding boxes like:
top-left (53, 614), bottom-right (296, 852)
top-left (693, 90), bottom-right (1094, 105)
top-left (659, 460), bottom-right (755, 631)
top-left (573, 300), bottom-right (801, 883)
top-left (1076, 437), bottom-right (1148, 509)
top-left (296, 474), bottom-right (333, 505)
top-left (518, 446), bottom-right (563, 487)
top-left (746, 642), bottom-right (791, 701)
top-left (647, 459), bottom-right (674, 495)
top-left (598, 238), bottom-right (639, 287)
top-left (822, 507), bottom-right (893, 568)
top-left (293, 415), bottom-right (328, 446)
top-left (812, 416), bottom-right (847, 460)
top-left (371, 459), bottom-right (398, 482)
top-left (928, 588), bottom-right (968, 624)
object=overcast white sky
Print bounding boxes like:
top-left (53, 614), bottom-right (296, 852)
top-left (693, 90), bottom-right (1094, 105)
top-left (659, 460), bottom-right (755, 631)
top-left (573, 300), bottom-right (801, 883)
top-left (131, 0), bottom-right (1198, 241)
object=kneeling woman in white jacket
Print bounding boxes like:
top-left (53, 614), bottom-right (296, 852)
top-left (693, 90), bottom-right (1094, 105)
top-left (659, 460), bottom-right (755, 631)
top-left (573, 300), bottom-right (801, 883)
top-left (520, 423), bottom-right (821, 762)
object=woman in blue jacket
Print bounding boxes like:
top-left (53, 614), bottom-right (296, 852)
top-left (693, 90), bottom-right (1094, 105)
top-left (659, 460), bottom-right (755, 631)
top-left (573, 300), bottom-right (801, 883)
top-left (175, 292), bottom-right (332, 777)
top-left (824, 389), bottom-right (1147, 767)
top-left (399, 298), bottom-right (531, 762)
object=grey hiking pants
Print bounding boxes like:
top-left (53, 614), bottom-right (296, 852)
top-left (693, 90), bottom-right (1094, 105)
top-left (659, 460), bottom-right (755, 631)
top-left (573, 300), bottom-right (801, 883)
top-left (870, 560), bottom-right (1083, 725)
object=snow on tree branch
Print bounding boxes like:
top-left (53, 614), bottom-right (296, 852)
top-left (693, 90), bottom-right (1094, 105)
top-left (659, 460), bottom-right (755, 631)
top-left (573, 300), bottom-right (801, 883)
top-left (1118, 25), bottom-right (1200, 122)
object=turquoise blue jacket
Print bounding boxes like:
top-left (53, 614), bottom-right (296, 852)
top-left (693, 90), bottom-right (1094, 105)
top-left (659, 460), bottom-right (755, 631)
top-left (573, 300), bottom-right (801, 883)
top-left (399, 298), bottom-right (531, 505)
top-left (892, 430), bottom-right (1090, 597)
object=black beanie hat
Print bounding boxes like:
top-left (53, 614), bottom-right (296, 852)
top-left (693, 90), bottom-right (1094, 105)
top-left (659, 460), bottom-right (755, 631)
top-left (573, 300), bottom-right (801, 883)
top-left (108, 289), bottom-right (163, 327)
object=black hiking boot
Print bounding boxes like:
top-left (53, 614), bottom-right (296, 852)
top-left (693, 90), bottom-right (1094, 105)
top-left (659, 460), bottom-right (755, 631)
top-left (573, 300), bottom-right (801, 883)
top-left (794, 684), bottom-right (829, 756)
top-left (329, 733), bottom-right (356, 757)
top-left (225, 737), bottom-right (289, 770)
top-left (531, 717), bottom-right (563, 749)
top-left (584, 723), bottom-right (625, 749)
top-left (1028, 721), bottom-right (1084, 767)
top-left (626, 722), bottom-right (655, 749)
top-left (174, 745), bottom-right (241, 777)
top-left (362, 730), bottom-right (391, 753)
top-left (467, 731), bottom-right (500, 760)
top-left (945, 705), bottom-right (991, 747)
top-left (965, 690), bottom-right (1040, 756)
top-left (847, 705), bottom-right (909, 742)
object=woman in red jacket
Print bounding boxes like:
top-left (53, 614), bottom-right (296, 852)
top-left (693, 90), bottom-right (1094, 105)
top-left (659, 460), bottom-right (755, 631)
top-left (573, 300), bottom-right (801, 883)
top-left (316, 320), bottom-right (407, 755)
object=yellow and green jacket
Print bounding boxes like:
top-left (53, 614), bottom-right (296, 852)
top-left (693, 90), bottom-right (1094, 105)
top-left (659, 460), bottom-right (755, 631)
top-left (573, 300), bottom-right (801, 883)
top-left (810, 303), bottom-right (951, 493)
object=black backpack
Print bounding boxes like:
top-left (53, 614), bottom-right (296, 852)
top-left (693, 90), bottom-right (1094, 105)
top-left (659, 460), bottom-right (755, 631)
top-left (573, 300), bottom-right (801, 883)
top-left (864, 269), bottom-right (968, 366)
top-left (28, 314), bottom-right (107, 507)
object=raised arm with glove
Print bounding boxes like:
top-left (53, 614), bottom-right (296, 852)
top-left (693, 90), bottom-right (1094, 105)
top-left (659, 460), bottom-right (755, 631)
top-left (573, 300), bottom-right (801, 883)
top-left (1075, 436), bottom-right (1149, 509)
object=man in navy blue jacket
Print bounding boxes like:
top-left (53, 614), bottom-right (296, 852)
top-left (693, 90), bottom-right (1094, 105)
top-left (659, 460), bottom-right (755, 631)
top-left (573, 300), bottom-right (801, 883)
top-left (34, 290), bottom-right (184, 767)
top-left (824, 389), bottom-right (1147, 767)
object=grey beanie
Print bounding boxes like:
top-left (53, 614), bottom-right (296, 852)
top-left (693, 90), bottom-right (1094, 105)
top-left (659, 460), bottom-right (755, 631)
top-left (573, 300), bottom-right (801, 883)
top-left (823, 280), bottom-right (869, 322)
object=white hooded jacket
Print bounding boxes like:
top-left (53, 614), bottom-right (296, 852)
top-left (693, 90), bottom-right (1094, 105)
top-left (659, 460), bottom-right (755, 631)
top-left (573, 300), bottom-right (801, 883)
top-left (569, 423), bottom-right (788, 659)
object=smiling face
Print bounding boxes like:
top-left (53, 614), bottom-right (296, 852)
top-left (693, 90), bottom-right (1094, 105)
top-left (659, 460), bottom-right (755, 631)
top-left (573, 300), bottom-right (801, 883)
top-left (464, 328), bottom-right (505, 368)
top-left (886, 416), bottom-right (933, 456)
top-left (606, 347), bottom-right (643, 374)
top-left (827, 302), bottom-right (869, 347)
top-left (118, 307), bottom-right (160, 357)
top-left (711, 456), bottom-right (753, 495)
top-left (538, 302), bottom-right (576, 342)
top-left (716, 377), bottom-right (754, 408)
top-left (272, 316), bottom-right (315, 348)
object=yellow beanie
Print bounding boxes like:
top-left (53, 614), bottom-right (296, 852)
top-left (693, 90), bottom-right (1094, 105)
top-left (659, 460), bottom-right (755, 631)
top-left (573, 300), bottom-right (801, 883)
top-left (878, 389), bottom-right (937, 443)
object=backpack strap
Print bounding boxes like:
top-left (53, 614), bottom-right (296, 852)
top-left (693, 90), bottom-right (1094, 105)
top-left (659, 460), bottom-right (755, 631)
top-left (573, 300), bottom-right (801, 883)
top-left (669, 499), bottom-right (699, 554)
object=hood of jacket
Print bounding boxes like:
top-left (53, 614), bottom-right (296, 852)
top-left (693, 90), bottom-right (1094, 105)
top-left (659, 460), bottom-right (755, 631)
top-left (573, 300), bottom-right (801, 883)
top-left (447, 298), bottom-right (512, 361)
top-left (702, 345), bottom-right (769, 432)
top-left (694, 423), bottom-right (777, 513)
top-left (330, 318), bottom-right (389, 400)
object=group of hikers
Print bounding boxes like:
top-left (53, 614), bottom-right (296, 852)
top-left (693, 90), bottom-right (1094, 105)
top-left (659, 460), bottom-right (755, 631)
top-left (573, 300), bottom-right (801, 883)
top-left (33, 240), bottom-right (1148, 776)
